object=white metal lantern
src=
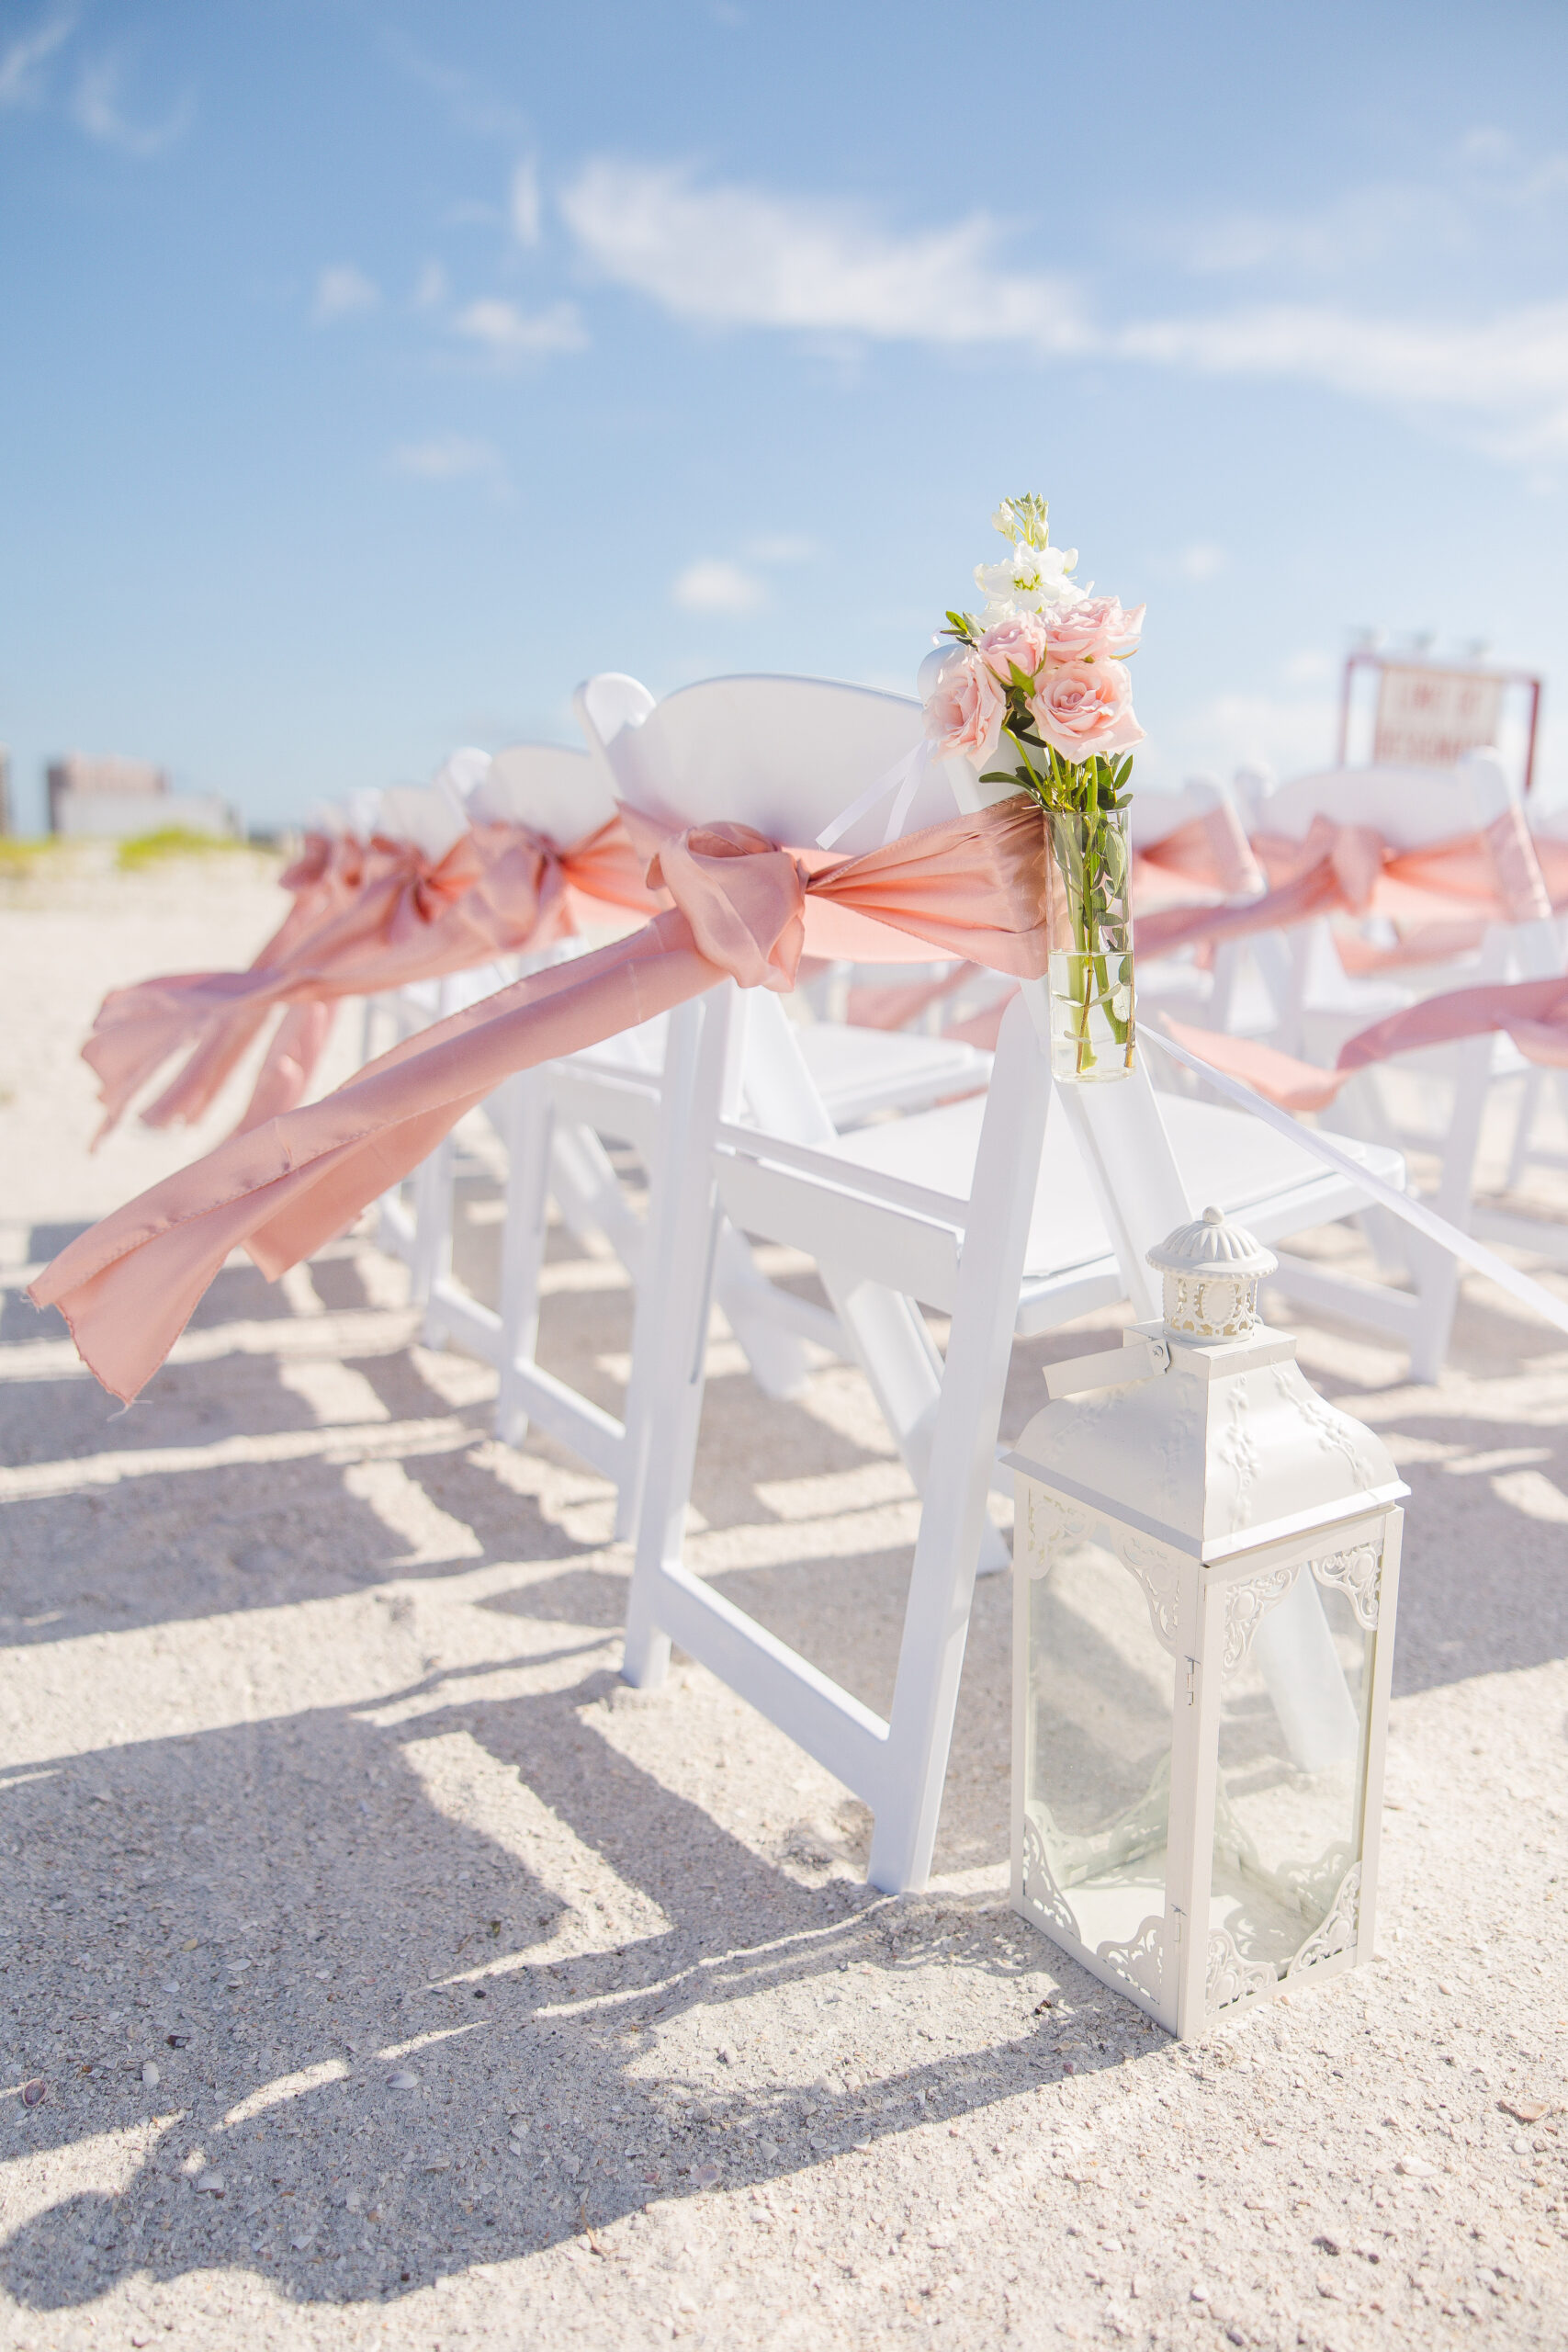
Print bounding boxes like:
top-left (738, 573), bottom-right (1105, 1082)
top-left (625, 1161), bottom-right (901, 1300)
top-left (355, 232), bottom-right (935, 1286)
top-left (1008, 1205), bottom-right (1408, 2039)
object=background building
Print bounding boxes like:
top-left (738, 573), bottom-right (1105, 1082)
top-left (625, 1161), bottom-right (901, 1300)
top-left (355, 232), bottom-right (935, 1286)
top-left (44, 753), bottom-right (236, 841)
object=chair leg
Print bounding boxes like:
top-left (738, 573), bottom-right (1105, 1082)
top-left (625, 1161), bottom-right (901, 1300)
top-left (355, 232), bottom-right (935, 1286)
top-left (495, 1074), bottom-right (555, 1449)
top-left (550, 1121), bottom-right (645, 1272)
top-left (1406, 1035), bottom-right (1493, 1382)
top-left (613, 1002), bottom-right (707, 1547)
top-left (1505, 1068), bottom-right (1544, 1193)
top-left (812, 1268), bottom-right (1009, 1574)
top-left (622, 997), bottom-right (724, 1682)
top-left (412, 1137), bottom-right (456, 1336)
top-left (711, 1226), bottom-right (815, 1400)
top-left (867, 997), bottom-right (1054, 1893)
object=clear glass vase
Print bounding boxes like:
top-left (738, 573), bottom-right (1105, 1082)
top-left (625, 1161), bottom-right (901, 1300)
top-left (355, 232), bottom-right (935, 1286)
top-left (1044, 806), bottom-right (1134, 1083)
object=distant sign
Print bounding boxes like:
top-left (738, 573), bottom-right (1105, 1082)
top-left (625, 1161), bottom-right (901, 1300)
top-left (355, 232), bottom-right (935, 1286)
top-left (1373, 663), bottom-right (1504, 767)
top-left (1339, 650), bottom-right (1542, 791)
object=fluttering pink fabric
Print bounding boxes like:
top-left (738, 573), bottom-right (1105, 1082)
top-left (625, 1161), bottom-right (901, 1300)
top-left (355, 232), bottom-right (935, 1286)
top-left (819, 806), bottom-right (1263, 1043)
top-left (1164, 970), bottom-right (1568, 1114)
top-left (1135, 808), bottom-right (1551, 963)
top-left (34, 801), bottom-right (1050, 1402)
top-left (1133, 804), bottom-right (1264, 912)
top-left (83, 817), bottom-right (660, 1145)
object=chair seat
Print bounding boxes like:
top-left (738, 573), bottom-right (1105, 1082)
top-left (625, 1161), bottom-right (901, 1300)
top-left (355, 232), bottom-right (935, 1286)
top-left (566, 1015), bottom-right (990, 1125)
top-left (827, 1091), bottom-right (1405, 1329)
top-left (797, 1023), bottom-right (990, 1118)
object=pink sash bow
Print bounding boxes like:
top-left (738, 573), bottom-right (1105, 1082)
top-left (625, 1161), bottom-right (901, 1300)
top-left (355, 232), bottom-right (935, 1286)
top-left (83, 817), bottom-right (662, 1146)
top-left (35, 800), bottom-right (1050, 1401)
top-left (1136, 808), bottom-right (1551, 964)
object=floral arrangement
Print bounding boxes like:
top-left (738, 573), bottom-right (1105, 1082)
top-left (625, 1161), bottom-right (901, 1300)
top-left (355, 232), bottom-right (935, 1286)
top-left (920, 495), bottom-right (1145, 1078)
top-left (921, 492), bottom-right (1144, 814)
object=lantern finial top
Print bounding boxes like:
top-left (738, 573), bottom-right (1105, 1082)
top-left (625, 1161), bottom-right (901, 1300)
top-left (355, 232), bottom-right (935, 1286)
top-left (1146, 1206), bottom-right (1277, 1341)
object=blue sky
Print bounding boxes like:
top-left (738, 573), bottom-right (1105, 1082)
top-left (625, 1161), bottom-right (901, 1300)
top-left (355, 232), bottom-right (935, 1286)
top-left (3, 0), bottom-right (1567, 831)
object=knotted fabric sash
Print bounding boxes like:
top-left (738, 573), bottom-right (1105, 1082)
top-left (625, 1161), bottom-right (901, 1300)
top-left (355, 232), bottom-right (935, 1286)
top-left (1163, 971), bottom-right (1568, 1115)
top-left (34, 801), bottom-right (1049, 1401)
top-left (84, 816), bottom-right (660, 1146)
top-left (1134, 808), bottom-right (1552, 963)
top-left (1133, 804), bottom-right (1264, 914)
top-left (821, 804), bottom-right (1264, 1043)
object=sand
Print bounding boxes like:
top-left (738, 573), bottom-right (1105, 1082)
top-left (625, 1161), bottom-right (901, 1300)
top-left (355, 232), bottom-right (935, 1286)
top-left (0, 846), bottom-right (1564, 2350)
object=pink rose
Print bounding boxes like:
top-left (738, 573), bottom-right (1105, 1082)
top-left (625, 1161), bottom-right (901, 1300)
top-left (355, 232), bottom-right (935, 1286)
top-left (1043, 596), bottom-right (1145, 666)
top-left (922, 647), bottom-right (1007, 766)
top-left (1030, 659), bottom-right (1145, 759)
top-left (977, 611), bottom-right (1052, 689)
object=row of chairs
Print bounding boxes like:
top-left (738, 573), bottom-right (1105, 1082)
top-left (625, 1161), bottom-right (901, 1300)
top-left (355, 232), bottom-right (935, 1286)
top-left (334, 672), bottom-right (1440, 1892)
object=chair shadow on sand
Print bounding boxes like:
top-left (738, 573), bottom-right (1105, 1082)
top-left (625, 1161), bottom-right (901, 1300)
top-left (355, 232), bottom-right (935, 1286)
top-left (4, 1209), bottom-right (1567, 2310)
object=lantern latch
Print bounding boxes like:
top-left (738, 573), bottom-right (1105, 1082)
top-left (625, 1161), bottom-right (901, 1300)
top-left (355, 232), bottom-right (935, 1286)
top-left (1043, 1330), bottom-right (1170, 1401)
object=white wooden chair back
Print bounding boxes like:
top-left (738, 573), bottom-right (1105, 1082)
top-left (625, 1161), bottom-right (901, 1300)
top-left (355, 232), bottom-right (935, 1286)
top-left (1128, 775), bottom-right (1239, 853)
top-left (371, 786), bottom-right (468, 863)
top-left (1257, 761), bottom-right (1499, 850)
top-left (344, 786), bottom-right (384, 843)
top-left (469, 741), bottom-right (617, 840)
top-left (579, 672), bottom-right (958, 851)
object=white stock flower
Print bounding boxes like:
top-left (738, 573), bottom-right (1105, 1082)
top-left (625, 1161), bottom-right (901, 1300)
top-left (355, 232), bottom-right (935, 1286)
top-left (974, 538), bottom-right (1086, 620)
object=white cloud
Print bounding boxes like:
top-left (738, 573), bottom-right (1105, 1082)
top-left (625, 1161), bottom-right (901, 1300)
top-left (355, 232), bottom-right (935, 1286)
top-left (71, 55), bottom-right (191, 156)
top-left (672, 559), bottom-right (765, 615)
top-left (1177, 542), bottom-right (1226, 583)
top-left (552, 155), bottom-right (1568, 466)
top-left (390, 435), bottom-right (507, 492)
top-left (559, 159), bottom-right (1089, 350)
top-left (1113, 300), bottom-right (1568, 456)
top-left (0, 9), bottom-right (73, 107)
top-left (453, 297), bottom-right (587, 357)
top-left (313, 265), bottom-right (381, 324)
top-left (1176, 184), bottom-right (1459, 277)
top-left (1456, 124), bottom-right (1568, 204)
top-left (511, 156), bottom-right (541, 247)
top-left (412, 261), bottom-right (447, 311)
top-left (1283, 648), bottom-right (1336, 687)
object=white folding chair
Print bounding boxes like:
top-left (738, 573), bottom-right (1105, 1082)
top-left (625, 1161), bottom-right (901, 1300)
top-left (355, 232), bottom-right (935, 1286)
top-left (370, 713), bottom-right (995, 1544)
top-left (1207, 753), bottom-right (1565, 1374)
top-left (609, 685), bottom-right (1405, 1893)
top-left (1499, 799), bottom-right (1568, 1208)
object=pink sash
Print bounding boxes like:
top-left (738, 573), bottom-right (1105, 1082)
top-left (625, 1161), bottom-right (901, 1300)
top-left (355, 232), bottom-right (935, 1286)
top-left (84, 817), bottom-right (661, 1145)
top-left (831, 804), bottom-right (1264, 1041)
top-left (1165, 971), bottom-right (1568, 1114)
top-left (1135, 808), bottom-right (1551, 962)
top-left (1133, 804), bottom-right (1264, 914)
top-left (34, 802), bottom-right (1050, 1402)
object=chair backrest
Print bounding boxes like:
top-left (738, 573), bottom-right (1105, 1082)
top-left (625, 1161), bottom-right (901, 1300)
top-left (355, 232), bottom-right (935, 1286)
top-left (344, 786), bottom-right (386, 843)
top-left (1254, 752), bottom-right (1517, 850)
top-left (374, 786), bottom-right (468, 862)
top-left (1129, 775), bottom-right (1241, 854)
top-left (471, 741), bottom-right (618, 842)
top-left (429, 747), bottom-right (492, 815)
top-left (303, 798), bottom-right (349, 838)
top-left (575, 673), bottom-right (957, 852)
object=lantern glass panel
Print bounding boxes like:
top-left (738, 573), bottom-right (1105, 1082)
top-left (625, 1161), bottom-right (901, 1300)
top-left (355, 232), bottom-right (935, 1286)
top-left (1024, 1536), bottom-right (1176, 1950)
top-left (1211, 1566), bottom-right (1372, 1975)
